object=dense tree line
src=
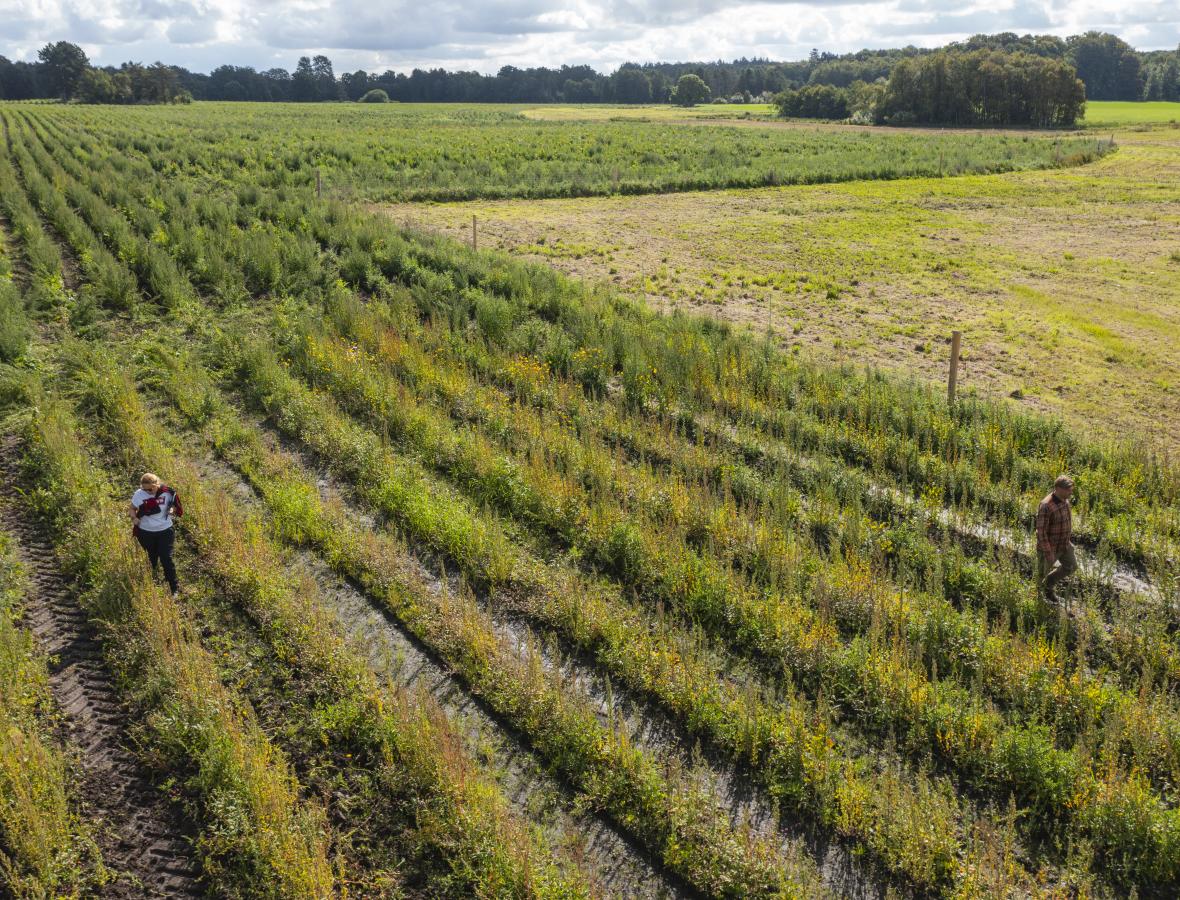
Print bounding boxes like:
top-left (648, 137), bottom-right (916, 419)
top-left (1142, 51), bottom-right (1180, 101)
top-left (776, 49), bottom-right (1086, 127)
top-left (0, 42), bottom-right (190, 103)
top-left (951, 31), bottom-right (1161, 101)
top-left (880, 50), bottom-right (1085, 126)
top-left (1, 33), bottom-right (1177, 107)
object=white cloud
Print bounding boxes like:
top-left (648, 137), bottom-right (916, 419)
top-left (0, 0), bottom-right (1175, 73)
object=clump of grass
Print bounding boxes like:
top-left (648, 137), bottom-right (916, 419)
top-left (0, 280), bottom-right (30, 364)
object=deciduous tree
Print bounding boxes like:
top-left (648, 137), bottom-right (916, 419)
top-left (37, 41), bottom-right (88, 99)
top-left (670, 73), bottom-right (710, 106)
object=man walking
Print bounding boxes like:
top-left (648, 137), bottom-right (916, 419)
top-left (1036, 475), bottom-right (1076, 603)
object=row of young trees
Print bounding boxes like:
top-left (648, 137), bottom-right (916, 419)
top-left (2, 32), bottom-right (1177, 107)
top-left (775, 49), bottom-right (1087, 127)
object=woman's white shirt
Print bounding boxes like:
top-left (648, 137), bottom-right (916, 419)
top-left (131, 488), bottom-right (174, 532)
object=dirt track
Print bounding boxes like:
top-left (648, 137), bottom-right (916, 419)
top-left (0, 437), bottom-right (202, 898)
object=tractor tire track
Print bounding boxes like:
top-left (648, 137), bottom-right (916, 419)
top-left (0, 437), bottom-right (203, 899)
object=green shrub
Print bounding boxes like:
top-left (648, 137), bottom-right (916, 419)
top-left (473, 292), bottom-right (516, 344)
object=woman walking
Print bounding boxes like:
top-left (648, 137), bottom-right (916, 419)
top-left (130, 472), bottom-right (182, 595)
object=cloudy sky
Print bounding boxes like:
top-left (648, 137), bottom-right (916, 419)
top-left (1, 0), bottom-right (1177, 75)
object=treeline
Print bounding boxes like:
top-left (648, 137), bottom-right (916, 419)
top-left (1, 42), bottom-right (191, 104)
top-left (1, 31), bottom-right (1177, 107)
top-left (777, 50), bottom-right (1087, 127)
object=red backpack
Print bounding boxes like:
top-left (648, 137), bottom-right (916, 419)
top-left (133, 484), bottom-right (183, 535)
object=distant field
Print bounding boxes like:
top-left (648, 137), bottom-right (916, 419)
top-left (520, 102), bottom-right (778, 120)
top-left (391, 122), bottom-right (1180, 449)
top-left (1084, 100), bottom-right (1180, 126)
top-left (65, 101), bottom-right (1105, 203)
top-left (531, 99), bottom-right (1180, 129)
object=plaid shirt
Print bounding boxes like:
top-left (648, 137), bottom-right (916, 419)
top-left (1035, 493), bottom-right (1072, 553)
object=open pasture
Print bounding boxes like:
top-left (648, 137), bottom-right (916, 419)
top-left (519, 103), bottom-right (778, 121)
top-left (392, 116), bottom-right (1180, 450)
top-left (0, 100), bottom-right (1177, 899)
top-left (1082, 100), bottom-right (1180, 126)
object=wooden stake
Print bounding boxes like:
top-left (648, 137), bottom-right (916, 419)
top-left (316, 169), bottom-right (322, 199)
top-left (471, 214), bottom-right (477, 252)
top-left (947, 329), bottom-right (962, 407)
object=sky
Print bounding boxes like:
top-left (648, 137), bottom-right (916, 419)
top-left (1, 0), bottom-right (1177, 75)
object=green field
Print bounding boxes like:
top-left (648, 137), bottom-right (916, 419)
top-left (64, 100), bottom-right (1108, 202)
top-left (1, 101), bottom-right (1179, 898)
top-left (521, 102), bottom-right (779, 120)
top-left (1084, 100), bottom-right (1180, 126)
top-left (398, 118), bottom-right (1180, 451)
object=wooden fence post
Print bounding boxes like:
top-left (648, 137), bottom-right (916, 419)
top-left (947, 329), bottom-right (962, 407)
top-left (316, 169), bottom-right (322, 199)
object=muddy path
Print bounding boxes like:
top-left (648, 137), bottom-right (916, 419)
top-left (0, 437), bottom-right (203, 898)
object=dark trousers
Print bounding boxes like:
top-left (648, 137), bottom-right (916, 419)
top-left (1037, 543), bottom-right (1077, 598)
top-left (136, 527), bottom-right (178, 594)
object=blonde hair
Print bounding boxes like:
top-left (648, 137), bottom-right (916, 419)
top-left (140, 472), bottom-right (160, 489)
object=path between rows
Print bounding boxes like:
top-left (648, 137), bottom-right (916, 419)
top-left (0, 435), bottom-right (203, 899)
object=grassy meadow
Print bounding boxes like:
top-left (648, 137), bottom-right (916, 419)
top-left (0, 99), bottom-right (1178, 898)
top-left (520, 102), bottom-right (779, 120)
top-left (1083, 100), bottom-right (1180, 126)
top-left (392, 105), bottom-right (1180, 449)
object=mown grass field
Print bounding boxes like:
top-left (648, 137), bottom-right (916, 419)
top-left (0, 100), bottom-right (1178, 899)
top-left (1083, 100), bottom-right (1180, 126)
top-left (394, 106), bottom-right (1180, 450)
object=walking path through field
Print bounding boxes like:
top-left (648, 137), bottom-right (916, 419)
top-left (0, 440), bottom-right (202, 898)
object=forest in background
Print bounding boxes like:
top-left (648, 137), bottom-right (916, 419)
top-left (2, 31), bottom-right (1178, 108)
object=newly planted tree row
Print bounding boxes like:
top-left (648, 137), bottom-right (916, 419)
top-left (285, 311), bottom-right (1180, 781)
top-left (3, 112), bottom-right (600, 897)
top-left (3, 101), bottom-right (1178, 897)
top-left (53, 116), bottom-right (1170, 891)
top-left (17, 395), bottom-right (335, 897)
top-left (5, 109), bottom-right (823, 897)
top-left (11, 103), bottom-right (995, 896)
top-left (65, 343), bottom-right (596, 898)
